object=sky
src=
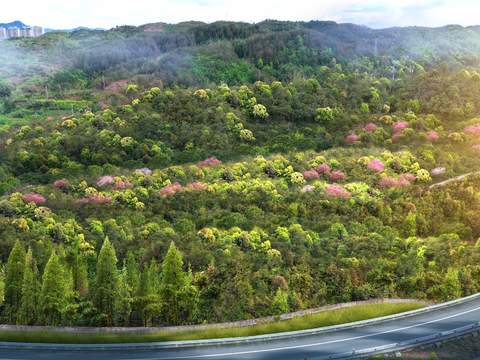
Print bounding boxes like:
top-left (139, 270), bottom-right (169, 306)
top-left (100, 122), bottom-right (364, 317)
top-left (1, 0), bottom-right (480, 30)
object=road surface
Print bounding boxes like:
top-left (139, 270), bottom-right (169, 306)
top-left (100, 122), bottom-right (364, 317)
top-left (1, 296), bottom-right (480, 360)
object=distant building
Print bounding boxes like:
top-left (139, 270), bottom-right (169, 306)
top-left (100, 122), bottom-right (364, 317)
top-left (32, 26), bottom-right (43, 37)
top-left (0, 25), bottom-right (43, 40)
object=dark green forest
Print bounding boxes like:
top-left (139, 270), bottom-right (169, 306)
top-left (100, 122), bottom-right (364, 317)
top-left (1, 20), bottom-right (480, 327)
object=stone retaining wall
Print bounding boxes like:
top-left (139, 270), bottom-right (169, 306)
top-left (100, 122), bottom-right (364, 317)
top-left (0, 298), bottom-right (429, 335)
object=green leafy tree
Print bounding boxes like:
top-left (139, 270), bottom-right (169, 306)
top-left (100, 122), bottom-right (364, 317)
top-left (39, 250), bottom-right (70, 325)
top-left (18, 248), bottom-right (39, 325)
top-left (94, 238), bottom-right (118, 325)
top-left (115, 266), bottom-right (132, 326)
top-left (159, 242), bottom-right (198, 325)
top-left (4, 240), bottom-right (26, 323)
top-left (271, 288), bottom-right (289, 315)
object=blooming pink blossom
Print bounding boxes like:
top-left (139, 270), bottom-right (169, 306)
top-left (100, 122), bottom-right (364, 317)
top-left (379, 174), bottom-right (416, 188)
top-left (197, 156), bottom-right (222, 168)
top-left (76, 195), bottom-right (112, 205)
top-left (135, 168), bottom-right (152, 176)
top-left (53, 179), bottom-right (68, 188)
top-left (346, 134), bottom-right (361, 144)
top-left (187, 182), bottom-right (208, 192)
top-left (160, 182), bottom-right (183, 197)
top-left (431, 167), bottom-right (446, 176)
top-left (22, 193), bottom-right (46, 205)
top-left (301, 185), bottom-right (315, 193)
top-left (363, 123), bottom-right (378, 132)
top-left (330, 170), bottom-right (346, 181)
top-left (89, 195), bottom-right (113, 204)
top-left (393, 121), bottom-right (408, 134)
top-left (315, 164), bottom-right (331, 174)
top-left (303, 170), bottom-right (319, 180)
top-left (113, 180), bottom-right (132, 191)
top-left (464, 124), bottom-right (480, 135)
top-left (367, 159), bottom-right (385, 172)
top-left (426, 131), bottom-right (439, 142)
top-left (400, 173), bottom-right (416, 183)
top-left (97, 176), bottom-right (115, 187)
top-left (324, 184), bottom-right (351, 198)
top-left (379, 177), bottom-right (399, 188)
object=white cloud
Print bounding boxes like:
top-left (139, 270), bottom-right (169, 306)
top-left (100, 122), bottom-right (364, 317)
top-left (0, 0), bottom-right (479, 29)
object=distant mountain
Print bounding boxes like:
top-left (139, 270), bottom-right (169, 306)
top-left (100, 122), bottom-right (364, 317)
top-left (44, 26), bottom-right (105, 33)
top-left (0, 20), bottom-right (27, 29)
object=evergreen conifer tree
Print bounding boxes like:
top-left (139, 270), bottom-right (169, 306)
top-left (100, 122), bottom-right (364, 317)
top-left (18, 248), bottom-right (39, 325)
top-left (94, 238), bottom-right (118, 325)
top-left (4, 240), bottom-right (26, 323)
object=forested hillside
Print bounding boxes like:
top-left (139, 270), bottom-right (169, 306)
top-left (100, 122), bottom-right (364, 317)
top-left (1, 20), bottom-right (480, 327)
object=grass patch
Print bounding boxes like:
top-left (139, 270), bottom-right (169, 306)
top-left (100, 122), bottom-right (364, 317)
top-left (0, 302), bottom-right (424, 344)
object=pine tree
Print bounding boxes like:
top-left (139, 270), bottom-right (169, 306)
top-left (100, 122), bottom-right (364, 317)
top-left (18, 248), bottom-right (39, 325)
top-left (114, 266), bottom-right (132, 326)
top-left (39, 250), bottom-right (69, 325)
top-left (4, 240), bottom-right (26, 323)
top-left (125, 251), bottom-right (140, 295)
top-left (94, 238), bottom-right (118, 326)
top-left (159, 242), bottom-right (198, 325)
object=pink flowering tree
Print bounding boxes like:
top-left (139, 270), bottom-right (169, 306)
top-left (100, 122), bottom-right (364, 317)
top-left (346, 134), bottom-right (361, 144)
top-left (363, 123), bottom-right (378, 132)
top-left (392, 121), bottom-right (408, 134)
top-left (324, 184), bottom-right (351, 199)
top-left (23, 193), bottom-right (46, 205)
top-left (197, 156), bottom-right (222, 168)
top-left (426, 131), bottom-right (439, 142)
top-left (160, 182), bottom-right (183, 197)
top-left (464, 124), bottom-right (480, 135)
top-left (97, 176), bottom-right (115, 187)
top-left (330, 170), bottom-right (346, 181)
top-left (301, 185), bottom-right (315, 193)
top-left (53, 179), bottom-right (69, 188)
top-left (367, 159), bottom-right (385, 172)
top-left (303, 170), bottom-right (319, 180)
top-left (315, 164), bottom-right (331, 174)
top-left (76, 195), bottom-right (112, 205)
top-left (379, 174), bottom-right (416, 188)
top-left (187, 182), bottom-right (208, 192)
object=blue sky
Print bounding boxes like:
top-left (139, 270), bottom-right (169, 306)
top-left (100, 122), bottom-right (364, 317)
top-left (2, 0), bottom-right (479, 29)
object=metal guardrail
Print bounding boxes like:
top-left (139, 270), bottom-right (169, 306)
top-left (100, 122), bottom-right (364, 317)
top-left (0, 293), bottom-right (479, 351)
top-left (337, 321), bottom-right (480, 359)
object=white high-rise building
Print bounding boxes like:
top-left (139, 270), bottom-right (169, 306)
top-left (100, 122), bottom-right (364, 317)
top-left (0, 25), bottom-right (43, 40)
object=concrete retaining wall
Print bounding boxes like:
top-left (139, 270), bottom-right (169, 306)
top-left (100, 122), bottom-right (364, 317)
top-left (0, 298), bottom-right (427, 335)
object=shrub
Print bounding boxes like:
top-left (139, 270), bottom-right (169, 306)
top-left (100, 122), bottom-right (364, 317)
top-left (324, 184), bottom-right (351, 198)
top-left (22, 193), bottom-right (46, 205)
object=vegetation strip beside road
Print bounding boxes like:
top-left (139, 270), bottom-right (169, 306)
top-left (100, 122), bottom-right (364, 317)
top-left (0, 302), bottom-right (424, 344)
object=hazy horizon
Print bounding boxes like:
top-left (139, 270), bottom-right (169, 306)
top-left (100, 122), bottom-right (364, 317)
top-left (1, 0), bottom-right (480, 30)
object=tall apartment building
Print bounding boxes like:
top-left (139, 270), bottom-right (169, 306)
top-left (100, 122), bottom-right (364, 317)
top-left (0, 25), bottom-right (43, 40)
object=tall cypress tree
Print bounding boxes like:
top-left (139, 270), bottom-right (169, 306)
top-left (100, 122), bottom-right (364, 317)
top-left (4, 240), bottom-right (26, 323)
top-left (39, 250), bottom-right (68, 325)
top-left (159, 242), bottom-right (197, 325)
top-left (115, 266), bottom-right (132, 326)
top-left (94, 238), bottom-right (118, 326)
top-left (18, 248), bottom-right (39, 325)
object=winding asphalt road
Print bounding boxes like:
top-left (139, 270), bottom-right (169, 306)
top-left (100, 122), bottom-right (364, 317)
top-left (1, 296), bottom-right (480, 360)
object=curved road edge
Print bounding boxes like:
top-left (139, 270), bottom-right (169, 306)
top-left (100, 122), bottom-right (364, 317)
top-left (1, 293), bottom-right (480, 351)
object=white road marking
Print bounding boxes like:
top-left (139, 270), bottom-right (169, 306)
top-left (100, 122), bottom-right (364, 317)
top-left (151, 304), bottom-right (480, 359)
top-left (2, 304), bottom-right (480, 360)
